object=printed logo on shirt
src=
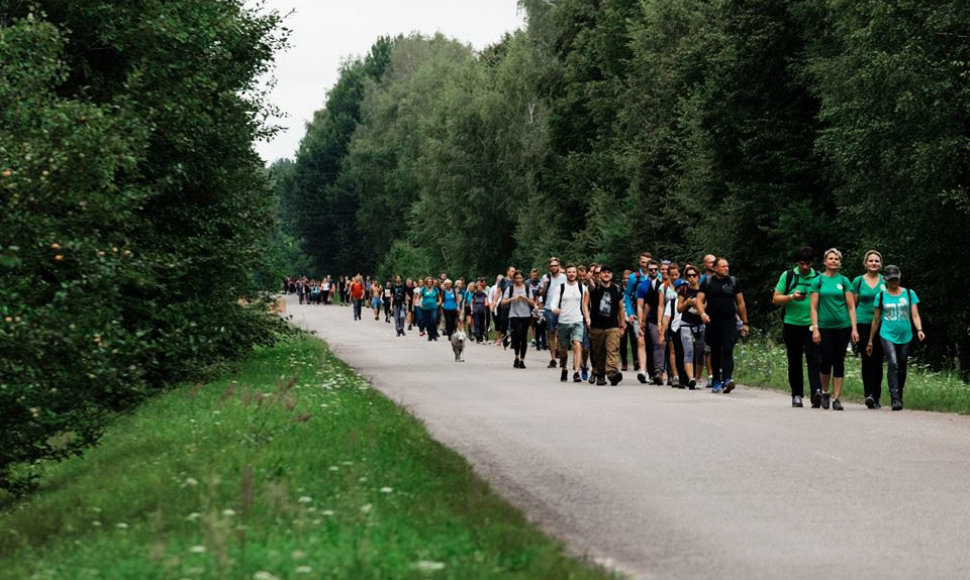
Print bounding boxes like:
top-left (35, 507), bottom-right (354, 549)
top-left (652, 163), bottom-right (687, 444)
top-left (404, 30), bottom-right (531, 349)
top-left (599, 292), bottom-right (612, 317)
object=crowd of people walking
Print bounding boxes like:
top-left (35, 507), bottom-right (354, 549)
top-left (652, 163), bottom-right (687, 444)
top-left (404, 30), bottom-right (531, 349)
top-left (285, 246), bottom-right (924, 409)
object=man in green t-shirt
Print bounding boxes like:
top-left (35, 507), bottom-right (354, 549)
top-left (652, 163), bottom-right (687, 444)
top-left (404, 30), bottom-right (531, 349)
top-left (772, 247), bottom-right (821, 408)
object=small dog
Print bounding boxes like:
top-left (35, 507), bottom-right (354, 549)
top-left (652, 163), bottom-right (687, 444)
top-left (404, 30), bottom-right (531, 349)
top-left (451, 330), bottom-right (467, 362)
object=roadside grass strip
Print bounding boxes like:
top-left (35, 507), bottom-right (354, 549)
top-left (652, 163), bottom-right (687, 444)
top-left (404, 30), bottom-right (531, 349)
top-left (735, 338), bottom-right (970, 414)
top-left (0, 336), bottom-right (616, 579)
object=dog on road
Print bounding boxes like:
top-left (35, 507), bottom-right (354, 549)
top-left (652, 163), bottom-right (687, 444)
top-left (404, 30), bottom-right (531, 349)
top-left (451, 330), bottom-right (467, 362)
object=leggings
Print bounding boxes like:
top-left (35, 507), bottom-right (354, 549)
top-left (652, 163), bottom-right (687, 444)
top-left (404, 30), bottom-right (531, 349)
top-left (858, 324), bottom-right (884, 401)
top-left (783, 323), bottom-right (822, 398)
top-left (510, 317), bottom-right (530, 359)
top-left (819, 327), bottom-right (851, 378)
top-left (443, 309), bottom-right (458, 338)
top-left (669, 326), bottom-right (689, 384)
top-left (706, 321), bottom-right (738, 382)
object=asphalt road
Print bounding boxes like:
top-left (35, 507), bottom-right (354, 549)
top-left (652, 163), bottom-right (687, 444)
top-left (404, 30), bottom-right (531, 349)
top-left (289, 300), bottom-right (970, 579)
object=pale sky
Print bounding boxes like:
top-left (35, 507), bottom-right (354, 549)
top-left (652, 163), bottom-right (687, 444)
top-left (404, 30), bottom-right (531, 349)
top-left (250, 0), bottom-right (526, 163)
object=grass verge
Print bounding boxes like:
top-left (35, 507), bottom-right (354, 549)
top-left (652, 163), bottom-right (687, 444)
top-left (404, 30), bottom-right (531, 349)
top-left (0, 335), bottom-right (616, 579)
top-left (734, 336), bottom-right (970, 413)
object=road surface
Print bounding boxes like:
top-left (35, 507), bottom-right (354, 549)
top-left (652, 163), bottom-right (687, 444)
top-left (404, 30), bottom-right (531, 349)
top-left (289, 300), bottom-right (970, 579)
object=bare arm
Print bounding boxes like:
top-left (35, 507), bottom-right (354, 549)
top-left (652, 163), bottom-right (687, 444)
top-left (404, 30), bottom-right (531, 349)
top-left (912, 303), bottom-right (926, 342)
top-left (866, 307), bottom-right (882, 355)
top-left (810, 292), bottom-right (821, 344)
top-left (736, 292), bottom-right (749, 337)
top-left (845, 290), bottom-right (859, 343)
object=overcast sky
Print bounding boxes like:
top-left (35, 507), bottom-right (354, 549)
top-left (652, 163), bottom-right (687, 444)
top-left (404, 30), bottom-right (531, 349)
top-left (250, 0), bottom-right (526, 163)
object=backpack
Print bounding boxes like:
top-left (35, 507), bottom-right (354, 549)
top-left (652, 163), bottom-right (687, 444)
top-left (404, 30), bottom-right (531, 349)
top-left (556, 281), bottom-right (585, 310)
top-left (504, 283), bottom-right (532, 300)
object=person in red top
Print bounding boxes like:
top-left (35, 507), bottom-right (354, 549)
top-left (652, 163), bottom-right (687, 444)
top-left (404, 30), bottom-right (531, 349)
top-left (349, 274), bottom-right (365, 321)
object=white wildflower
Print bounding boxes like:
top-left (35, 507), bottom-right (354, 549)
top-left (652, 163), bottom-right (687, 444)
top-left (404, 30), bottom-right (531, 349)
top-left (291, 550), bottom-right (307, 560)
top-left (295, 566), bottom-right (313, 574)
top-left (322, 510), bottom-right (335, 516)
top-left (186, 512), bottom-right (202, 521)
top-left (253, 572), bottom-right (279, 580)
top-left (115, 522), bottom-right (129, 529)
top-left (297, 496), bottom-right (313, 504)
top-left (222, 509), bottom-right (236, 517)
top-left (184, 477), bottom-right (199, 487)
top-left (190, 545), bottom-right (207, 553)
top-left (412, 561), bottom-right (446, 572)
top-left (360, 503), bottom-right (372, 514)
top-left (380, 487), bottom-right (393, 494)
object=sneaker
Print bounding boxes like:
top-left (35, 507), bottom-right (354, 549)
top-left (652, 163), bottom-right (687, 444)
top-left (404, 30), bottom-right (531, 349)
top-left (573, 372), bottom-right (582, 383)
top-left (589, 373), bottom-right (597, 385)
top-left (711, 380), bottom-right (723, 393)
top-left (519, 361), bottom-right (526, 369)
top-left (637, 372), bottom-right (647, 384)
top-left (687, 379), bottom-right (697, 390)
top-left (865, 395), bottom-right (875, 409)
top-left (672, 377), bottom-right (681, 388)
top-left (891, 398), bottom-right (903, 411)
top-left (608, 371), bottom-right (623, 386)
top-left (792, 396), bottom-right (804, 408)
top-left (514, 360), bottom-right (520, 368)
top-left (633, 364), bottom-right (641, 372)
top-left (821, 392), bottom-right (831, 410)
top-left (596, 375), bottom-right (607, 386)
top-left (707, 375), bottom-right (714, 387)
top-left (832, 398), bottom-right (843, 411)
top-left (420, 331), bottom-right (426, 337)
top-left (723, 379), bottom-right (735, 394)
top-left (874, 401), bottom-right (882, 409)
top-left (408, 325), bottom-right (413, 330)
top-left (561, 368), bottom-right (568, 382)
top-left (810, 391), bottom-right (822, 408)
top-left (621, 364), bottom-right (629, 371)
top-left (581, 367), bottom-right (589, 381)
top-left (652, 372), bottom-right (663, 386)
top-left (548, 360), bottom-right (558, 369)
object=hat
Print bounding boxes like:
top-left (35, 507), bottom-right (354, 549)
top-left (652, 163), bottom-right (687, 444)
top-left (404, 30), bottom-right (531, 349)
top-left (600, 264), bottom-right (613, 273)
top-left (884, 265), bottom-right (901, 280)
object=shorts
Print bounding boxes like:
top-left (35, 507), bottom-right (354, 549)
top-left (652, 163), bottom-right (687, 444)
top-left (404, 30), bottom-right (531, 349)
top-left (543, 309), bottom-right (560, 333)
top-left (557, 321), bottom-right (584, 345)
top-left (371, 297), bottom-right (382, 309)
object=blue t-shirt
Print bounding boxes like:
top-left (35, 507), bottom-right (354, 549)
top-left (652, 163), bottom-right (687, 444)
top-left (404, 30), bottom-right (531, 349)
top-left (635, 277), bottom-right (661, 320)
top-left (874, 288), bottom-right (919, 344)
top-left (442, 289), bottom-right (459, 311)
top-left (419, 287), bottom-right (439, 310)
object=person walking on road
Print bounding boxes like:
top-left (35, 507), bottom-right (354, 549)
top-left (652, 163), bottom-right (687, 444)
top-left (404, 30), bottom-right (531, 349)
top-left (809, 248), bottom-right (859, 411)
top-left (853, 250), bottom-right (886, 408)
top-left (419, 277), bottom-right (442, 341)
top-left (350, 275), bottom-right (365, 321)
top-left (441, 279), bottom-right (461, 339)
top-left (553, 264), bottom-right (588, 382)
top-left (772, 247), bottom-right (822, 408)
top-left (867, 265), bottom-right (925, 411)
top-left (585, 264), bottom-right (627, 386)
top-left (390, 275), bottom-right (408, 337)
top-left (540, 258), bottom-right (567, 369)
top-left (502, 270), bottom-right (537, 368)
top-left (696, 257), bottom-right (749, 394)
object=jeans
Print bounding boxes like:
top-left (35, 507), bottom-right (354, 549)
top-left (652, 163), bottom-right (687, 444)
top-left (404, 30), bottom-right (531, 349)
top-left (783, 323), bottom-right (822, 398)
top-left (472, 310), bottom-right (486, 341)
top-left (421, 308), bottom-right (438, 340)
top-left (393, 303), bottom-right (406, 333)
top-left (707, 320), bottom-right (738, 382)
top-left (352, 298), bottom-right (362, 320)
top-left (881, 338), bottom-right (910, 400)
top-left (858, 324), bottom-right (884, 402)
top-left (648, 322), bottom-right (664, 375)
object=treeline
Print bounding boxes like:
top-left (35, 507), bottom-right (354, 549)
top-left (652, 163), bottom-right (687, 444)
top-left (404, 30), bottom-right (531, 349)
top-left (274, 0), bottom-right (969, 373)
top-left (0, 2), bottom-right (287, 491)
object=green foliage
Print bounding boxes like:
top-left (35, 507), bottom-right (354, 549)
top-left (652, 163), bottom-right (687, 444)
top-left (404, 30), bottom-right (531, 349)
top-left (0, 337), bottom-right (616, 579)
top-left (0, 3), bottom-right (288, 490)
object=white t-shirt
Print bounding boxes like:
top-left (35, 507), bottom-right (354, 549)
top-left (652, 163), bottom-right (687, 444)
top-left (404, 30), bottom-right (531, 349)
top-left (663, 283), bottom-right (682, 331)
top-left (557, 282), bottom-right (584, 324)
top-left (542, 272), bottom-right (568, 311)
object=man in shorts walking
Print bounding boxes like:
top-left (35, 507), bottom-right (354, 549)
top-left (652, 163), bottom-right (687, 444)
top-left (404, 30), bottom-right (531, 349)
top-left (540, 257), bottom-right (567, 369)
top-left (553, 264), bottom-right (589, 382)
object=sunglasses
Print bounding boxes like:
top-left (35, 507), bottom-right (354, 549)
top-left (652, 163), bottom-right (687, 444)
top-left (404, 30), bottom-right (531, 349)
top-left (648, 268), bottom-right (658, 272)
top-left (686, 273), bottom-right (698, 278)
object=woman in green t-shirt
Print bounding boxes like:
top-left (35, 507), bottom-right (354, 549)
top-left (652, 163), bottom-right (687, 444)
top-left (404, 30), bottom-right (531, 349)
top-left (852, 250), bottom-right (886, 409)
top-left (810, 248), bottom-right (859, 411)
top-left (866, 265), bottom-right (925, 411)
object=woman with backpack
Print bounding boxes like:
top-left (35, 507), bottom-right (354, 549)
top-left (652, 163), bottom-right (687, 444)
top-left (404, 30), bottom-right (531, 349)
top-left (809, 248), bottom-right (859, 411)
top-left (853, 250), bottom-right (887, 408)
top-left (866, 265), bottom-right (925, 411)
top-left (501, 270), bottom-right (537, 368)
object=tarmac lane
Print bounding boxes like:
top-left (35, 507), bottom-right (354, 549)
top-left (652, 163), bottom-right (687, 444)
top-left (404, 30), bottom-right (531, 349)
top-left (289, 298), bottom-right (970, 580)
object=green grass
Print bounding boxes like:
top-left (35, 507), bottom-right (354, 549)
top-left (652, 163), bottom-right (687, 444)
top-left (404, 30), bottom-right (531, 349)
top-left (734, 336), bottom-right (970, 413)
top-left (0, 336), bottom-right (617, 579)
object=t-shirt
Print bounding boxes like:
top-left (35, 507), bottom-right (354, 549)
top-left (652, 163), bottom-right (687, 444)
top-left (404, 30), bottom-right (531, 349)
top-left (589, 284), bottom-right (623, 329)
top-left (700, 275), bottom-right (743, 324)
top-left (391, 284), bottom-right (407, 303)
top-left (635, 276), bottom-right (662, 321)
top-left (419, 286), bottom-right (439, 310)
top-left (442, 289), bottom-right (459, 311)
top-left (678, 285), bottom-right (702, 326)
top-left (775, 268), bottom-right (818, 326)
top-left (350, 281), bottom-right (364, 299)
top-left (471, 290), bottom-right (487, 313)
top-left (852, 275), bottom-right (885, 325)
top-left (662, 282), bottom-right (682, 331)
top-left (874, 288), bottom-right (919, 344)
top-left (541, 272), bottom-right (567, 311)
top-left (506, 284), bottom-right (532, 318)
top-left (810, 274), bottom-right (852, 329)
top-left (556, 282), bottom-right (585, 325)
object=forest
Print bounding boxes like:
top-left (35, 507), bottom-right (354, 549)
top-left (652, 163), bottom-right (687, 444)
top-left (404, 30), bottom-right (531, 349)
top-left (274, 0), bottom-right (969, 373)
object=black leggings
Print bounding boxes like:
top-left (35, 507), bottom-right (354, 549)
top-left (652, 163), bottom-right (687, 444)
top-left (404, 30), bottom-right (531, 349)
top-left (819, 327), bottom-right (851, 378)
top-left (706, 321), bottom-right (738, 382)
top-left (510, 317), bottom-right (530, 359)
top-left (857, 324), bottom-right (883, 401)
top-left (443, 309), bottom-right (458, 338)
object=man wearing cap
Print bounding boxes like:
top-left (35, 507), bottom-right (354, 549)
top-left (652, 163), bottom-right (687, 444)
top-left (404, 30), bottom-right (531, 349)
top-left (584, 264), bottom-right (627, 386)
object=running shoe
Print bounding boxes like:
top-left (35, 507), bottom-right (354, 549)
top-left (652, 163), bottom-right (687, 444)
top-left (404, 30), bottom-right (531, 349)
top-left (832, 398), bottom-right (843, 411)
top-left (810, 391), bottom-right (822, 408)
top-left (723, 379), bottom-right (735, 394)
top-left (687, 379), bottom-right (697, 390)
top-left (865, 395), bottom-right (875, 409)
top-left (792, 396), bottom-right (803, 408)
top-left (652, 372), bottom-right (663, 386)
top-left (637, 372), bottom-right (647, 384)
top-left (581, 366), bottom-right (589, 381)
top-left (711, 381), bottom-right (723, 393)
top-left (561, 368), bottom-right (568, 382)
top-left (573, 372), bottom-right (582, 383)
top-left (548, 360), bottom-right (557, 369)
top-left (608, 371), bottom-right (623, 386)
top-left (821, 392), bottom-right (831, 409)
top-left (891, 398), bottom-right (903, 411)
top-left (596, 375), bottom-right (607, 386)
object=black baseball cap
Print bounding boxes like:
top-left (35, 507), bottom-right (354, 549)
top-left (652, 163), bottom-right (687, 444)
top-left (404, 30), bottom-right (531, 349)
top-left (884, 265), bottom-right (901, 280)
top-left (600, 264), bottom-right (613, 273)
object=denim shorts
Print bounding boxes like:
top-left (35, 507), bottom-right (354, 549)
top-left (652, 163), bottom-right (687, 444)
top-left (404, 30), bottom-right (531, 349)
top-left (543, 309), bottom-right (560, 332)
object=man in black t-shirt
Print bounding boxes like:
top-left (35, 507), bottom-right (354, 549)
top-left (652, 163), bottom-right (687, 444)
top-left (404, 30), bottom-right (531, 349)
top-left (583, 264), bottom-right (627, 386)
top-left (390, 275), bottom-right (408, 336)
top-left (696, 257), bottom-right (749, 393)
